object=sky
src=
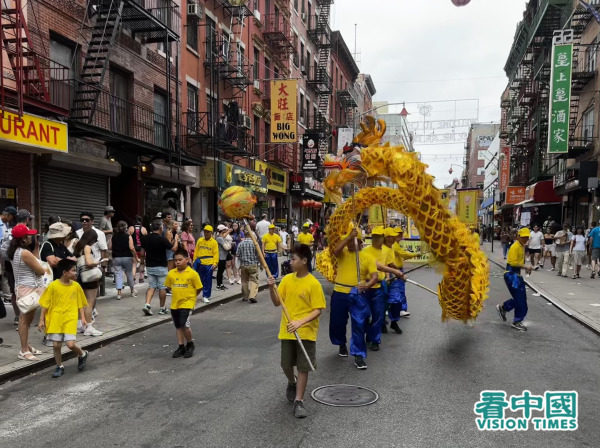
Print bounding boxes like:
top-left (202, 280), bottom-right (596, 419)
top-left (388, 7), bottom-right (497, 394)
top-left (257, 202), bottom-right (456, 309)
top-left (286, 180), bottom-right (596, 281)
top-left (333, 0), bottom-right (526, 188)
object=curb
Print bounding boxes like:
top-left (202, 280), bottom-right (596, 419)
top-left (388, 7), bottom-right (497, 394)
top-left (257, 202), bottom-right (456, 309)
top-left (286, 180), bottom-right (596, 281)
top-left (0, 284), bottom-right (270, 385)
top-left (486, 256), bottom-right (600, 337)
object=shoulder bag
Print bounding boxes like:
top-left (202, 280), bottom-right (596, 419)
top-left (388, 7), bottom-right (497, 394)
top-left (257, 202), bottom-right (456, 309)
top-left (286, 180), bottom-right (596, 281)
top-left (77, 254), bottom-right (102, 283)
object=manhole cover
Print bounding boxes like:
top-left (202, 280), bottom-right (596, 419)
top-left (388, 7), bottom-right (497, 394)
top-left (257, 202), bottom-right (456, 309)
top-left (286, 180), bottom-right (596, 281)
top-left (311, 384), bottom-right (379, 407)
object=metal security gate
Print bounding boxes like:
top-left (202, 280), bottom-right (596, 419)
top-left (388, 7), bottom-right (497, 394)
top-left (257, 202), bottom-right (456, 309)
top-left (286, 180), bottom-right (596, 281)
top-left (39, 166), bottom-right (108, 227)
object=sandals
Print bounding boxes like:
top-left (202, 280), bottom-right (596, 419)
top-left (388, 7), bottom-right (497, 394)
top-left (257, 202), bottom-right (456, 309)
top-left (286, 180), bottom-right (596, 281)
top-left (29, 346), bottom-right (42, 355)
top-left (18, 351), bottom-right (40, 361)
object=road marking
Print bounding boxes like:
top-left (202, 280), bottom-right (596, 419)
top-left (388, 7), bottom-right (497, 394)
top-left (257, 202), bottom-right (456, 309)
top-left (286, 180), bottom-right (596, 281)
top-left (590, 304), bottom-right (600, 307)
top-left (568, 293), bottom-right (575, 296)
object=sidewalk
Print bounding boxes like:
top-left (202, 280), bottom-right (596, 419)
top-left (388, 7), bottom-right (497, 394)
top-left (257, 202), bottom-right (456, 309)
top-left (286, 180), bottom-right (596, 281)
top-left (481, 241), bottom-right (600, 335)
top-left (0, 261), bottom-right (281, 384)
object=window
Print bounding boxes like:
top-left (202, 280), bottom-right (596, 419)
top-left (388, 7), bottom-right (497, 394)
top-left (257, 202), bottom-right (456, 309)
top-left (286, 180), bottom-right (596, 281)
top-left (586, 38), bottom-right (598, 72)
top-left (583, 107), bottom-right (594, 142)
top-left (306, 50), bottom-right (311, 72)
top-left (306, 98), bottom-right (310, 125)
top-left (206, 16), bottom-right (217, 59)
top-left (109, 68), bottom-right (130, 135)
top-left (294, 0), bottom-right (299, 12)
top-left (299, 92), bottom-right (305, 122)
top-left (207, 95), bottom-right (217, 134)
top-left (301, 0), bottom-right (306, 16)
top-left (313, 105), bottom-right (318, 128)
top-left (237, 45), bottom-right (245, 74)
top-left (300, 42), bottom-right (305, 68)
top-left (265, 0), bottom-right (270, 16)
top-left (222, 32), bottom-right (231, 61)
top-left (265, 58), bottom-right (271, 79)
top-left (187, 18), bottom-right (199, 51)
top-left (187, 84), bottom-right (199, 131)
top-left (253, 47), bottom-right (260, 80)
top-left (293, 33), bottom-right (299, 67)
top-left (154, 90), bottom-right (168, 147)
top-left (476, 167), bottom-right (485, 176)
top-left (254, 117), bottom-right (260, 147)
top-left (49, 35), bottom-right (77, 108)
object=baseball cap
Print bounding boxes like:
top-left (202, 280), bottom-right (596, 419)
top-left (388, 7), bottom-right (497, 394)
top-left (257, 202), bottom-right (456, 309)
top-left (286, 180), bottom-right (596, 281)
top-left (155, 212), bottom-right (163, 219)
top-left (371, 226), bottom-right (385, 236)
top-left (11, 224), bottom-right (37, 239)
top-left (384, 227), bottom-right (399, 237)
top-left (394, 226), bottom-right (404, 234)
top-left (269, 224), bottom-right (276, 229)
top-left (217, 224), bottom-right (227, 231)
top-left (17, 209), bottom-right (33, 221)
top-left (518, 228), bottom-right (530, 238)
top-left (303, 223), bottom-right (310, 228)
top-left (2, 206), bottom-right (17, 216)
top-left (204, 225), bottom-right (214, 232)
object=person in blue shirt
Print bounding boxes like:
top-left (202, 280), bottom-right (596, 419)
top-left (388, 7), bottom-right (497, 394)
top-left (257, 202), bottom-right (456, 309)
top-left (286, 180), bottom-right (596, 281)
top-left (588, 222), bottom-right (600, 279)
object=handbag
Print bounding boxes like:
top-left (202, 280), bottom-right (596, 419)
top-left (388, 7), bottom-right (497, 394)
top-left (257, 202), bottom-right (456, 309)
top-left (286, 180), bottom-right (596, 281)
top-left (16, 289), bottom-right (41, 314)
top-left (78, 255), bottom-right (102, 283)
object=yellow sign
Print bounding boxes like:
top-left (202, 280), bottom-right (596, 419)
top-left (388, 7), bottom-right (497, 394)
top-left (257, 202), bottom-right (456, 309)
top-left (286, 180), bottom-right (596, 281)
top-left (237, 170), bottom-right (262, 186)
top-left (457, 189), bottom-right (478, 225)
top-left (400, 240), bottom-right (429, 264)
top-left (0, 111), bottom-right (67, 152)
top-left (368, 205), bottom-right (386, 226)
top-left (254, 160), bottom-right (287, 193)
top-left (407, 218), bottom-right (420, 239)
top-left (270, 80), bottom-right (297, 143)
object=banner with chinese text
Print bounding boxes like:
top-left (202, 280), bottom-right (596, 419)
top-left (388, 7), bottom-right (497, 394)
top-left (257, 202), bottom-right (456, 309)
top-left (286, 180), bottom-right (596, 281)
top-left (499, 146), bottom-right (510, 191)
top-left (548, 43), bottom-right (573, 154)
top-left (302, 134), bottom-right (320, 171)
top-left (457, 189), bottom-right (478, 225)
top-left (271, 80), bottom-right (297, 143)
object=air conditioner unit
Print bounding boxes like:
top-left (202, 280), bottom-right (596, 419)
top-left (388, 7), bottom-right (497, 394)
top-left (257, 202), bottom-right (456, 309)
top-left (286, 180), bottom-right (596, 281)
top-left (187, 2), bottom-right (204, 20)
top-left (253, 79), bottom-right (261, 90)
top-left (253, 10), bottom-right (261, 22)
top-left (242, 113), bottom-right (252, 130)
top-left (301, 65), bottom-right (307, 75)
top-left (301, 12), bottom-right (307, 21)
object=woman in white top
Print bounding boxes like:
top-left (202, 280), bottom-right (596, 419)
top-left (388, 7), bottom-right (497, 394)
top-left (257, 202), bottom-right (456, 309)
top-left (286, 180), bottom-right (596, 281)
top-left (570, 227), bottom-right (587, 279)
top-left (8, 225), bottom-right (46, 361)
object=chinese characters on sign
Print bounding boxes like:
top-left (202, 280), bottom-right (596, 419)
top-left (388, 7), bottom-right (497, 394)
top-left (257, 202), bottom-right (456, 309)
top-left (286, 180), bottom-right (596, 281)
top-left (457, 189), bottom-right (478, 225)
top-left (474, 390), bottom-right (578, 431)
top-left (270, 80), bottom-right (297, 143)
top-left (548, 43), bottom-right (573, 154)
top-left (499, 146), bottom-right (510, 191)
top-left (302, 134), bottom-right (320, 171)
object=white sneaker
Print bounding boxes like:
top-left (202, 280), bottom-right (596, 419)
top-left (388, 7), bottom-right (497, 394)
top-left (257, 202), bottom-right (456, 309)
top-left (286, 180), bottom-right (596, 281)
top-left (84, 325), bottom-right (103, 337)
top-left (77, 323), bottom-right (85, 333)
top-left (229, 279), bottom-right (234, 285)
top-left (202, 297), bottom-right (210, 303)
top-left (400, 310), bottom-right (411, 317)
top-left (92, 308), bottom-right (99, 318)
top-left (236, 278), bottom-right (242, 285)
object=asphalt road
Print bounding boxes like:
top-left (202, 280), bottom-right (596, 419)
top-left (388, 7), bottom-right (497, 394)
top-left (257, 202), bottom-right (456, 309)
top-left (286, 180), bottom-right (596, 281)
top-left (1, 266), bottom-right (599, 448)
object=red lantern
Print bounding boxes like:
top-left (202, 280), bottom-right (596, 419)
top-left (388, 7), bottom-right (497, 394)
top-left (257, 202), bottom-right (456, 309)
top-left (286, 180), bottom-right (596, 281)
top-left (451, 0), bottom-right (471, 6)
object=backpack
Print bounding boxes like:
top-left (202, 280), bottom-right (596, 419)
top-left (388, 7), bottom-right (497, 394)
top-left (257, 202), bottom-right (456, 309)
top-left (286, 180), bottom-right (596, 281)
top-left (0, 227), bottom-right (12, 262)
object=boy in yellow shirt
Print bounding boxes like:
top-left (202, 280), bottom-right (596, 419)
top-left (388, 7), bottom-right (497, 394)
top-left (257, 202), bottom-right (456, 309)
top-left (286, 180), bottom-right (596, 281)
top-left (165, 248), bottom-right (203, 358)
top-left (37, 259), bottom-right (89, 378)
top-left (262, 224), bottom-right (282, 278)
top-left (331, 226), bottom-right (378, 369)
top-left (267, 244), bottom-right (326, 419)
top-left (297, 223), bottom-right (315, 271)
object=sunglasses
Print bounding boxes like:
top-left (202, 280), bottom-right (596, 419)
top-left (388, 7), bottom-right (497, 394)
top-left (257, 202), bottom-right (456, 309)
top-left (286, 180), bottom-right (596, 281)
top-left (81, 218), bottom-right (91, 223)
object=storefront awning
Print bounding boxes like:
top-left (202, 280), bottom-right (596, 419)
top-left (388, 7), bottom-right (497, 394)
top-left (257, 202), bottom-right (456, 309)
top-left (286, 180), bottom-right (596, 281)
top-left (514, 199), bottom-right (561, 207)
top-left (480, 196), bottom-right (494, 209)
top-left (521, 180), bottom-right (562, 206)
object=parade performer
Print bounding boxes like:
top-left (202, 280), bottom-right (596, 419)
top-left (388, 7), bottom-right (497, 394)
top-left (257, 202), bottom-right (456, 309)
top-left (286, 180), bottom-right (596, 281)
top-left (297, 223), bottom-right (315, 271)
top-left (267, 244), bottom-right (326, 418)
top-left (361, 226), bottom-right (405, 351)
top-left (330, 225), bottom-right (378, 369)
top-left (262, 224), bottom-right (282, 279)
top-left (392, 227), bottom-right (421, 318)
top-left (496, 227), bottom-right (533, 331)
top-left (193, 225), bottom-right (219, 303)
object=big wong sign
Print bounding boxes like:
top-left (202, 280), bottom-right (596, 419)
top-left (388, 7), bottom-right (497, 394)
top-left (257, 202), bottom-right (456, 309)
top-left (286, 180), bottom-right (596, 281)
top-left (270, 80), bottom-right (297, 143)
top-left (548, 36), bottom-right (573, 154)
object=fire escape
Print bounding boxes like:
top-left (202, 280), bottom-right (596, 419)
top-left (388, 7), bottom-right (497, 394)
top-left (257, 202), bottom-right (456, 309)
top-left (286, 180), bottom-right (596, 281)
top-left (184, 0), bottom-right (255, 161)
top-left (69, 0), bottom-right (186, 162)
top-left (262, 2), bottom-right (298, 170)
top-left (307, 0), bottom-right (333, 158)
top-left (0, 0), bottom-right (70, 116)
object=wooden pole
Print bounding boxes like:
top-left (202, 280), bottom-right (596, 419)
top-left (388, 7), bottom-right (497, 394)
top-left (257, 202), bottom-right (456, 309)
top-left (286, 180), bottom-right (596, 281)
top-left (242, 218), bottom-right (315, 371)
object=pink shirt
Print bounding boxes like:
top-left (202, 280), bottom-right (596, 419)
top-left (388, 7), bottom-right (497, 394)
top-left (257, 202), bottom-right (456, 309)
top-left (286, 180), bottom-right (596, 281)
top-left (180, 231), bottom-right (196, 260)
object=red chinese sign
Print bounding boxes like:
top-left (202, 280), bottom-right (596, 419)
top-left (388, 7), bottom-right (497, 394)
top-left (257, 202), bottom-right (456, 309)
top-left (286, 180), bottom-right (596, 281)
top-left (499, 146), bottom-right (510, 192)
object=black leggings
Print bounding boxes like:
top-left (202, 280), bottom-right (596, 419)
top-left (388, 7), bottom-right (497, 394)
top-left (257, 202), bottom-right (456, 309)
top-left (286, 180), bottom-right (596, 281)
top-left (217, 260), bottom-right (227, 286)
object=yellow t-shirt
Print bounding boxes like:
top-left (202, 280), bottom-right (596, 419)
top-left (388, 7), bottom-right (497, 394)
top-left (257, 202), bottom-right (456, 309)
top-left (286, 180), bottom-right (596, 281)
top-left (507, 241), bottom-right (525, 269)
top-left (361, 245), bottom-right (394, 287)
top-left (333, 248), bottom-right (378, 293)
top-left (392, 241), bottom-right (419, 268)
top-left (277, 273), bottom-right (326, 341)
top-left (39, 280), bottom-right (88, 335)
top-left (297, 232), bottom-right (314, 246)
top-left (262, 233), bottom-right (282, 252)
top-left (164, 266), bottom-right (203, 309)
top-left (193, 237), bottom-right (219, 265)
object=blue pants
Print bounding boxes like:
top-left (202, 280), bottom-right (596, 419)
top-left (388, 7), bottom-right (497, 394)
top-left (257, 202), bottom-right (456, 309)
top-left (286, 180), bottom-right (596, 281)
top-left (329, 290), bottom-right (371, 358)
top-left (503, 270), bottom-right (528, 323)
top-left (365, 288), bottom-right (385, 345)
top-left (194, 261), bottom-right (213, 298)
top-left (388, 277), bottom-right (407, 321)
top-left (265, 252), bottom-right (279, 278)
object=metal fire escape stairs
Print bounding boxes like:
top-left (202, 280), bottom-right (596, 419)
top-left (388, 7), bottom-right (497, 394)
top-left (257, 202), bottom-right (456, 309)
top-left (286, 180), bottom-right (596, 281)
top-left (0, 0), bottom-right (50, 115)
top-left (313, 0), bottom-right (332, 157)
top-left (71, 0), bottom-right (124, 124)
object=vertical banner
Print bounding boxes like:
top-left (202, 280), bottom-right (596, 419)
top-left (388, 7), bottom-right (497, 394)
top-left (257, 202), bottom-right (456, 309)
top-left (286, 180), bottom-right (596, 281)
top-left (302, 134), bottom-right (320, 171)
top-left (368, 205), bottom-right (386, 227)
top-left (457, 189), bottom-right (478, 225)
top-left (407, 217), bottom-right (420, 239)
top-left (548, 42), bottom-right (573, 154)
top-left (271, 80), bottom-right (298, 143)
top-left (499, 146), bottom-right (510, 191)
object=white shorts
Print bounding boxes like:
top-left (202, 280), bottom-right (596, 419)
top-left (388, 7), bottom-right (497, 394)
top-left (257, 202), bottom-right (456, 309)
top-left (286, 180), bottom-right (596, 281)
top-left (46, 333), bottom-right (76, 342)
top-left (544, 244), bottom-right (556, 256)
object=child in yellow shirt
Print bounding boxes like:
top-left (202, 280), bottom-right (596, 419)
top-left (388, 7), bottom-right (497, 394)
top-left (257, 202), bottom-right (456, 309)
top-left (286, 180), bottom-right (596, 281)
top-left (267, 244), bottom-right (326, 419)
top-left (165, 248), bottom-right (203, 358)
top-left (38, 259), bottom-right (89, 378)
